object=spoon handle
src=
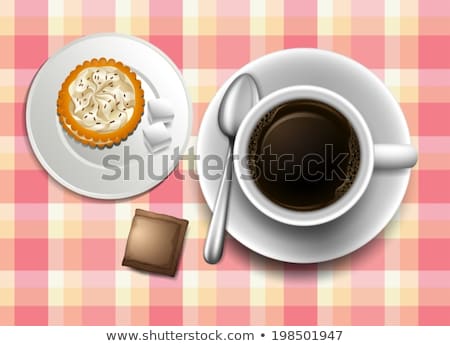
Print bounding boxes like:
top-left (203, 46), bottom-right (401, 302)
top-left (203, 147), bottom-right (232, 264)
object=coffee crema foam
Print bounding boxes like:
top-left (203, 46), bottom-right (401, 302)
top-left (247, 100), bottom-right (361, 211)
top-left (248, 106), bottom-right (279, 176)
top-left (335, 129), bottom-right (360, 198)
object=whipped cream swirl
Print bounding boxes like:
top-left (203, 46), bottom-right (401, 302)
top-left (68, 66), bottom-right (135, 133)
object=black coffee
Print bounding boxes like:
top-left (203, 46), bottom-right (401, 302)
top-left (248, 99), bottom-right (360, 211)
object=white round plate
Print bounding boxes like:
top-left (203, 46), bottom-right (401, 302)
top-left (27, 33), bottom-right (192, 199)
top-left (197, 49), bottom-right (412, 263)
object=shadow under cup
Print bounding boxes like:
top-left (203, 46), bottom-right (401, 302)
top-left (247, 98), bottom-right (361, 212)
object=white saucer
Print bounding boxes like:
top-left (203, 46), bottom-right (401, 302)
top-left (26, 33), bottom-right (192, 199)
top-left (197, 49), bottom-right (412, 263)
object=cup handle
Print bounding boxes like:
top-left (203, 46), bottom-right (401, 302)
top-left (373, 144), bottom-right (417, 169)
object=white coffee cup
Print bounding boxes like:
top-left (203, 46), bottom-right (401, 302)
top-left (233, 85), bottom-right (417, 226)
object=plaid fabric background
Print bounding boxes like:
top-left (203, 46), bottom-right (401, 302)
top-left (1, 0), bottom-right (449, 325)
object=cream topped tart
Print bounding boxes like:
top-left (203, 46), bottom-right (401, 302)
top-left (57, 58), bottom-right (144, 148)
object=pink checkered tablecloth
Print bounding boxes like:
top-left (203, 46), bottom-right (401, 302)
top-left (1, 0), bottom-right (449, 326)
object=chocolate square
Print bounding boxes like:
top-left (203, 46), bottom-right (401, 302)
top-left (122, 209), bottom-right (188, 276)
